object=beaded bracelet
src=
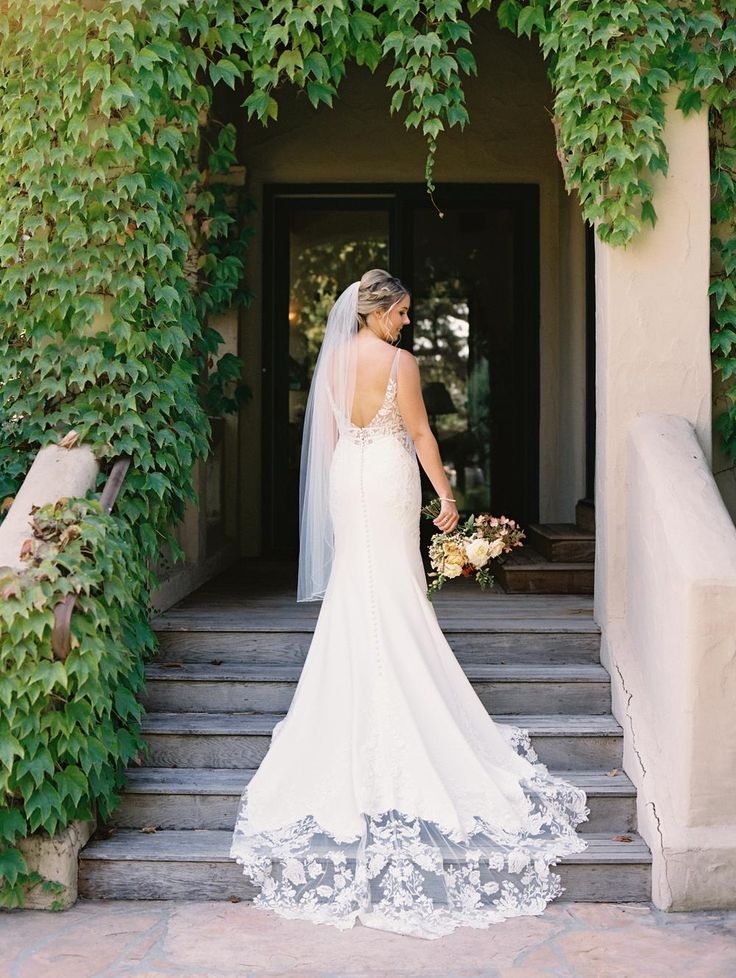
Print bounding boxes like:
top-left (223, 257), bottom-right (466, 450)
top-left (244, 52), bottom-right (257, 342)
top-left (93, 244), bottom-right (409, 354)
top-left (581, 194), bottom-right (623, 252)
top-left (439, 496), bottom-right (456, 502)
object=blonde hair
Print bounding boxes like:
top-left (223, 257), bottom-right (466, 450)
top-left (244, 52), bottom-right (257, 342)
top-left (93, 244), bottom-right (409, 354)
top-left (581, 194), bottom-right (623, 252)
top-left (356, 269), bottom-right (409, 330)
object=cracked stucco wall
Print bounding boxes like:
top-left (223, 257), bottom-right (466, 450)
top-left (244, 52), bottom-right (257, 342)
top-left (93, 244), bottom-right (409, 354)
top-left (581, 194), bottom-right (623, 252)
top-left (594, 88), bottom-right (736, 910)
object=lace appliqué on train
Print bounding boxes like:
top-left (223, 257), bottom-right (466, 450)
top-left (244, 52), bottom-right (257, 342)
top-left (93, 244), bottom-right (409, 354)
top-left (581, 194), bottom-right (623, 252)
top-left (229, 725), bottom-right (590, 940)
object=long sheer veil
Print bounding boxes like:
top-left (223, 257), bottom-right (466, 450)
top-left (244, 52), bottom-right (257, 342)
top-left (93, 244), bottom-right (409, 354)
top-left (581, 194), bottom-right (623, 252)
top-left (296, 281), bottom-right (360, 602)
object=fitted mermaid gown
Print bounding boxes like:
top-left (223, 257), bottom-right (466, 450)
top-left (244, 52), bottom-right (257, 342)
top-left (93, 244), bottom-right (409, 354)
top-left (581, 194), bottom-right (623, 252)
top-left (230, 346), bottom-right (589, 939)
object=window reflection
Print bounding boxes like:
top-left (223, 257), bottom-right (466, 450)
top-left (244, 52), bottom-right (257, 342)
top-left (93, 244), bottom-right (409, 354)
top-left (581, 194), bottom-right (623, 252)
top-left (412, 208), bottom-right (514, 516)
top-left (414, 289), bottom-right (491, 513)
top-left (287, 208), bottom-right (390, 505)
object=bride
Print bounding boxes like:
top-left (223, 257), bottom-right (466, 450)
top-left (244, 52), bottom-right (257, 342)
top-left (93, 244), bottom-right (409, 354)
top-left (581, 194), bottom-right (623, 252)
top-left (230, 269), bottom-right (589, 939)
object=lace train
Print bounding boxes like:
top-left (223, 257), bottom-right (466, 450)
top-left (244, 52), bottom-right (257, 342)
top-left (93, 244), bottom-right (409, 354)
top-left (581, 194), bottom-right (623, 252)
top-left (230, 345), bottom-right (590, 938)
top-left (229, 727), bottom-right (589, 940)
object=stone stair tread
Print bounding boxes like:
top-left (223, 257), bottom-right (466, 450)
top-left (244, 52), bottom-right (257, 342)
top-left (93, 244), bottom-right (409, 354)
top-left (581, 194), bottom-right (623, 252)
top-left (145, 662), bottom-right (610, 682)
top-left (500, 552), bottom-right (595, 571)
top-left (528, 523), bottom-right (595, 541)
top-left (153, 618), bottom-right (601, 634)
top-left (155, 631), bottom-right (604, 666)
top-left (140, 711), bottom-right (622, 737)
top-left (81, 829), bottom-right (652, 864)
top-left (122, 766), bottom-right (637, 797)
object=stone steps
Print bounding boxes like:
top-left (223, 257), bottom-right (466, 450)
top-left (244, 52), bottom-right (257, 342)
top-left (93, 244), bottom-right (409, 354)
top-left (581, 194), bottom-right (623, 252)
top-left (526, 523), bottom-right (596, 563)
top-left (110, 767), bottom-right (638, 835)
top-left (137, 711), bottom-right (623, 770)
top-left (493, 524), bottom-right (596, 595)
top-left (78, 829), bottom-right (652, 903)
top-left (495, 551), bottom-right (595, 595)
top-left (142, 662), bottom-right (612, 715)
top-left (155, 627), bottom-right (604, 665)
top-left (77, 574), bottom-right (651, 906)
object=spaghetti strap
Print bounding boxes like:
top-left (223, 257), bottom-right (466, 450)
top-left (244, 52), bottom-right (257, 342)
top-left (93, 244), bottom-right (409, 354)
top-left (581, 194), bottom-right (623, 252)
top-left (390, 346), bottom-right (402, 382)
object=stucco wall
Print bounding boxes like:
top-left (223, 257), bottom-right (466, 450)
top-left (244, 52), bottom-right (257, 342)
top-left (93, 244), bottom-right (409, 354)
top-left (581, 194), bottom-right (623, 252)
top-left (594, 86), bottom-right (712, 628)
top-left (595, 89), bottom-right (736, 908)
top-left (213, 12), bottom-right (588, 554)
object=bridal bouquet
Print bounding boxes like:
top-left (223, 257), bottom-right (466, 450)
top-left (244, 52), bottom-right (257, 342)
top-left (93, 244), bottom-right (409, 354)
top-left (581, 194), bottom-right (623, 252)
top-left (420, 499), bottom-right (525, 599)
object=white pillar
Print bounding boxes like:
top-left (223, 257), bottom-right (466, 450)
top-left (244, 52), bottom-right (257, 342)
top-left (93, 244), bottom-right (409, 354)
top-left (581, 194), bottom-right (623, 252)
top-left (594, 85), bottom-right (712, 629)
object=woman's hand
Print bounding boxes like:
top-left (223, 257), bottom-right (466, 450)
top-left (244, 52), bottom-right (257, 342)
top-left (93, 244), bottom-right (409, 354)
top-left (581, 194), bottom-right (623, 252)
top-left (433, 498), bottom-right (459, 534)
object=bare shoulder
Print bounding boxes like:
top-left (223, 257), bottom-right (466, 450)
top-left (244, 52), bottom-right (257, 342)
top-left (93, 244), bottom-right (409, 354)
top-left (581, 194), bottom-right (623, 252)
top-left (395, 348), bottom-right (421, 393)
top-left (396, 347), bottom-right (419, 370)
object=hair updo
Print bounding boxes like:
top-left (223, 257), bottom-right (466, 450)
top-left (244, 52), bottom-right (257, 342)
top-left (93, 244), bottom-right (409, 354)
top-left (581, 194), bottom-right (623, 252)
top-left (356, 269), bottom-right (409, 330)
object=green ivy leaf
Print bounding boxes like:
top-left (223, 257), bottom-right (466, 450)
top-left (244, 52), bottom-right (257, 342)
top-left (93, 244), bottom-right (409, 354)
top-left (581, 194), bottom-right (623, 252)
top-left (0, 735), bottom-right (23, 772)
top-left (517, 4), bottom-right (545, 38)
top-left (0, 846), bottom-right (27, 887)
top-left (676, 87), bottom-right (703, 114)
top-left (210, 58), bottom-right (241, 89)
top-left (454, 48), bottom-right (476, 76)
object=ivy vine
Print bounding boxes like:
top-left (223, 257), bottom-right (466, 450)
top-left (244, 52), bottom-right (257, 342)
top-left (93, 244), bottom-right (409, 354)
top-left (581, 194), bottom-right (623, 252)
top-left (0, 497), bottom-right (153, 907)
top-left (0, 0), bottom-right (733, 906)
top-left (0, 0), bottom-right (252, 905)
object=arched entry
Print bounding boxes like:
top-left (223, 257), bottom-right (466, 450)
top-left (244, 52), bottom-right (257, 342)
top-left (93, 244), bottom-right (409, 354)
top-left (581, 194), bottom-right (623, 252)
top-left (217, 12), bottom-right (592, 570)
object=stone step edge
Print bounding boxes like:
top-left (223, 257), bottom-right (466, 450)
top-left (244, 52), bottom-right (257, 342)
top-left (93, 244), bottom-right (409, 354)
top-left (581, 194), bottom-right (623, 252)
top-left (144, 663), bottom-right (611, 683)
top-left (120, 766), bottom-right (637, 797)
top-left (152, 622), bottom-right (602, 635)
top-left (80, 829), bottom-right (652, 865)
top-left (139, 712), bottom-right (624, 737)
top-left (498, 561), bottom-right (595, 572)
top-left (527, 523), bottom-right (595, 541)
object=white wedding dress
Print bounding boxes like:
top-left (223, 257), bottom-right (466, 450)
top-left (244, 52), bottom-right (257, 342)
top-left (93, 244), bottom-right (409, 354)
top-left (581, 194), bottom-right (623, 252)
top-left (230, 345), bottom-right (589, 939)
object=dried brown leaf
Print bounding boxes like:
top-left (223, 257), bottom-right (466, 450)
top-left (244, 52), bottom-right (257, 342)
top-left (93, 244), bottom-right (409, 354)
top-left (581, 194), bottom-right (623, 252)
top-left (58, 430), bottom-right (80, 449)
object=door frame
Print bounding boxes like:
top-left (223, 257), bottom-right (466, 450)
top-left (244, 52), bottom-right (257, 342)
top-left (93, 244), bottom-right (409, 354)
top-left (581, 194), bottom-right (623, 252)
top-left (261, 182), bottom-right (540, 557)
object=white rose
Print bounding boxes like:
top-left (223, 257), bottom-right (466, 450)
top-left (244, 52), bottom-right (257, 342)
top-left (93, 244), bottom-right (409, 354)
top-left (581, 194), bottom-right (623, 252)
top-left (464, 538), bottom-right (491, 568)
top-left (443, 561), bottom-right (464, 578)
top-left (487, 537), bottom-right (506, 559)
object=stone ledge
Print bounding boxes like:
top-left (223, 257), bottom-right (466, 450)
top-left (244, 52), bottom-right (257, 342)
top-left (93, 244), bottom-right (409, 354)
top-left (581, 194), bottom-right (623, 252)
top-left (18, 817), bottom-right (96, 910)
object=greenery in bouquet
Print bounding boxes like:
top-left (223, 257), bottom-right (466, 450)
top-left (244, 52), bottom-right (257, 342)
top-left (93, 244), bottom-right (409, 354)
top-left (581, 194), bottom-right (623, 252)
top-left (420, 499), bottom-right (525, 600)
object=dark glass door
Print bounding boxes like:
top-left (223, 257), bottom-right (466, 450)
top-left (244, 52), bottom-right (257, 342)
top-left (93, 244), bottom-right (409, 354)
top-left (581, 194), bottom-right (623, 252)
top-left (263, 185), bottom-right (539, 557)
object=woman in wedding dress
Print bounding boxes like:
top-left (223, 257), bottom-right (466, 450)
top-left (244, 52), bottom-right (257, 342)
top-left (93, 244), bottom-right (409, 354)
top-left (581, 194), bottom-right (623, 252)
top-left (230, 269), bottom-right (589, 939)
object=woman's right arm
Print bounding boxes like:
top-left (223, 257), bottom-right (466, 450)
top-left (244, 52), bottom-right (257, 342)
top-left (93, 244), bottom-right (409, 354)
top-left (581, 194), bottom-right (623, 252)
top-left (395, 350), bottom-right (459, 533)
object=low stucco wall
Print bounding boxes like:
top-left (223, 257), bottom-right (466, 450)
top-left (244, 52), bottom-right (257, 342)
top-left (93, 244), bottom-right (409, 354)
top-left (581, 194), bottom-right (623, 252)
top-left (604, 414), bottom-right (736, 908)
top-left (0, 442), bottom-right (99, 571)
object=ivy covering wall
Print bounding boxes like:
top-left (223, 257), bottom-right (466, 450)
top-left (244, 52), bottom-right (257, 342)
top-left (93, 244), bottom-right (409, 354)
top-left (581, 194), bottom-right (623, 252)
top-left (0, 0), bottom-right (252, 906)
top-left (0, 0), bottom-right (733, 906)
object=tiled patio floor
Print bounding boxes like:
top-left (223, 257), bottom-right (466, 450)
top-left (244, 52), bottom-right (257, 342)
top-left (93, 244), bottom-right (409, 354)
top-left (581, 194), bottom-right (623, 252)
top-left (2, 900), bottom-right (735, 978)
